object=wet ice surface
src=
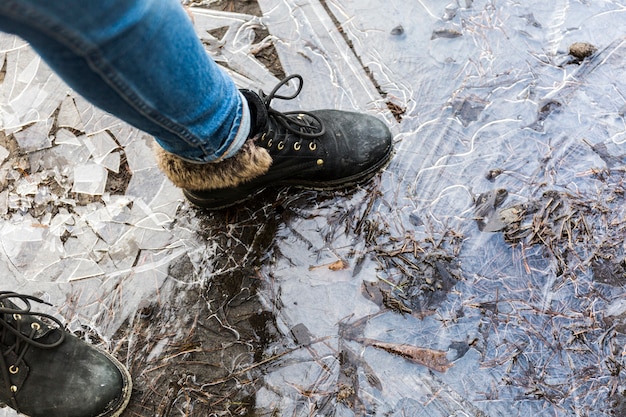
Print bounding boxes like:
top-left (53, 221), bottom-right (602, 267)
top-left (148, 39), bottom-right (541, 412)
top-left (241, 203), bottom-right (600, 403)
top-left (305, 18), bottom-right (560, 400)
top-left (2, 0), bottom-right (626, 416)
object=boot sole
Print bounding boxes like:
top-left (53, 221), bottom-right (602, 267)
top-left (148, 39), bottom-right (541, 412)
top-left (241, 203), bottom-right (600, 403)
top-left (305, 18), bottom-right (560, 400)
top-left (184, 146), bottom-right (394, 210)
top-left (96, 347), bottom-right (133, 417)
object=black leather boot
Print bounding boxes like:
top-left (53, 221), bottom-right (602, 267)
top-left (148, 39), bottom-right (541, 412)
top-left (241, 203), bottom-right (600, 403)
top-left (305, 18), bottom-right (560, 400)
top-left (156, 74), bottom-right (393, 209)
top-left (0, 292), bottom-right (131, 417)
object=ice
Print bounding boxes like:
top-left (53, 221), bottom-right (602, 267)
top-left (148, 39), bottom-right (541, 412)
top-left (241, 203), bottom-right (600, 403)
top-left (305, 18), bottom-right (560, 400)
top-left (72, 163), bottom-right (108, 195)
top-left (2, 48), bottom-right (66, 131)
top-left (14, 176), bottom-right (38, 196)
top-left (123, 133), bottom-right (156, 171)
top-left (12, 120), bottom-right (52, 152)
top-left (53, 128), bottom-right (82, 146)
top-left (190, 8), bottom-right (282, 91)
top-left (61, 258), bottom-right (106, 282)
top-left (84, 131), bottom-right (118, 161)
top-left (83, 131), bottom-right (120, 172)
top-left (3, 0), bottom-right (626, 416)
top-left (0, 147), bottom-right (8, 164)
top-left (16, 54), bottom-right (40, 84)
top-left (255, 1), bottom-right (393, 119)
top-left (57, 95), bottom-right (84, 130)
top-left (0, 217), bottom-right (44, 260)
top-left (98, 152), bottom-right (120, 173)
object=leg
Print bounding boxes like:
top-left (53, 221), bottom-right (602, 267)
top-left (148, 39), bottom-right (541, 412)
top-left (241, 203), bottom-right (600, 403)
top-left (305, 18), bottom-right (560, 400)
top-left (0, 0), bottom-right (393, 210)
top-left (0, 0), bottom-right (250, 162)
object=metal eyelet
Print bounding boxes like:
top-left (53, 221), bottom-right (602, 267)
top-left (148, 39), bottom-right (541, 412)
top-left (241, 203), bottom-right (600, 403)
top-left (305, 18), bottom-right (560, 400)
top-left (9, 365), bottom-right (18, 375)
top-left (294, 142), bottom-right (301, 151)
top-left (267, 138), bottom-right (273, 147)
top-left (31, 322), bottom-right (41, 331)
top-left (309, 142), bottom-right (317, 151)
top-left (13, 314), bottom-right (21, 321)
top-left (277, 141), bottom-right (285, 150)
top-left (317, 159), bottom-right (324, 165)
top-left (10, 385), bottom-right (17, 393)
top-left (261, 132), bottom-right (267, 141)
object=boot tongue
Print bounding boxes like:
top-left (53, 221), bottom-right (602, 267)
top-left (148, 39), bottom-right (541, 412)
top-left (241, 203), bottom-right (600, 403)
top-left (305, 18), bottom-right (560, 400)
top-left (240, 89), bottom-right (268, 137)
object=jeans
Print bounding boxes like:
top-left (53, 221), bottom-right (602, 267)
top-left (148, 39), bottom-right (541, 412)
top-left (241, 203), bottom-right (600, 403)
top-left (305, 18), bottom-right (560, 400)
top-left (0, 0), bottom-right (250, 163)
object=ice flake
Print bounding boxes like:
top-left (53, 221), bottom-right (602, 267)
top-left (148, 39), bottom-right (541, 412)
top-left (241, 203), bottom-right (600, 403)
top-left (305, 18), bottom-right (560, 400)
top-left (84, 131), bottom-right (119, 172)
top-left (48, 209), bottom-right (74, 238)
top-left (1, 218), bottom-right (44, 250)
top-left (14, 177), bottom-right (38, 196)
top-left (99, 151), bottom-right (120, 173)
top-left (12, 120), bottom-right (52, 152)
top-left (60, 218), bottom-right (100, 258)
top-left (64, 257), bottom-right (105, 282)
top-left (85, 131), bottom-right (118, 159)
top-left (125, 166), bottom-right (172, 206)
top-left (72, 94), bottom-right (123, 134)
top-left (57, 95), bottom-right (84, 130)
top-left (72, 163), bottom-right (108, 195)
top-left (124, 135), bottom-right (156, 171)
top-left (16, 54), bottom-right (40, 84)
top-left (0, 146), bottom-right (9, 164)
top-left (190, 8), bottom-right (281, 92)
top-left (83, 203), bottom-right (131, 245)
top-left (107, 123), bottom-right (140, 147)
top-left (54, 128), bottom-right (82, 146)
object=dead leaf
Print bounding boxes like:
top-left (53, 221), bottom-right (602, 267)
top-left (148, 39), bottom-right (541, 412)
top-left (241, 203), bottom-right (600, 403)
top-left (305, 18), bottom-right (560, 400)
top-left (359, 338), bottom-right (453, 373)
top-left (329, 259), bottom-right (349, 271)
top-left (308, 259), bottom-right (349, 271)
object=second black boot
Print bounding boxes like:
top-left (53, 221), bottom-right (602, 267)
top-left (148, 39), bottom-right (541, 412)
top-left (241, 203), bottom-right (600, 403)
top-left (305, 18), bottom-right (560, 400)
top-left (0, 292), bottom-right (132, 417)
top-left (156, 74), bottom-right (393, 209)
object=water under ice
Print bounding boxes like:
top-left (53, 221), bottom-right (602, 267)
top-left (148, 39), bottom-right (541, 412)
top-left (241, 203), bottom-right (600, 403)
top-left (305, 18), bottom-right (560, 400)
top-left (2, 0), bottom-right (626, 416)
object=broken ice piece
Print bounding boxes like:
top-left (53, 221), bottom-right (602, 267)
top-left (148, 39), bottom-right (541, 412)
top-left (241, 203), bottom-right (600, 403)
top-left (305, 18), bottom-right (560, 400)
top-left (13, 121), bottom-right (52, 152)
top-left (85, 131), bottom-right (118, 162)
top-left (100, 151), bottom-right (121, 173)
top-left (106, 123), bottom-right (139, 146)
top-left (124, 137), bottom-right (156, 171)
top-left (0, 146), bottom-right (9, 164)
top-left (15, 177), bottom-right (38, 196)
top-left (16, 55), bottom-right (40, 84)
top-left (72, 163), bottom-right (107, 195)
top-left (54, 128), bottom-right (82, 146)
top-left (48, 209), bottom-right (74, 237)
top-left (57, 95), bottom-right (84, 130)
top-left (65, 258), bottom-right (105, 282)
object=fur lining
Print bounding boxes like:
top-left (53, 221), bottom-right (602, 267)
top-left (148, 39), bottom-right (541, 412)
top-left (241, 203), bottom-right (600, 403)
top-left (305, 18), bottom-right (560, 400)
top-left (154, 140), bottom-right (272, 191)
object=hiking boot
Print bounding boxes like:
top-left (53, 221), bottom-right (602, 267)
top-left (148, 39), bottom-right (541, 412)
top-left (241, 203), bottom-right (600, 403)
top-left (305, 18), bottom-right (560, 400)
top-left (0, 292), bottom-right (132, 417)
top-left (156, 74), bottom-right (393, 209)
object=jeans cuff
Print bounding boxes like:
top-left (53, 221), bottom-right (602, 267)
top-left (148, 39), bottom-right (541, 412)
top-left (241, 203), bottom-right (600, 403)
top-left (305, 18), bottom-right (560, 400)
top-left (219, 91), bottom-right (251, 160)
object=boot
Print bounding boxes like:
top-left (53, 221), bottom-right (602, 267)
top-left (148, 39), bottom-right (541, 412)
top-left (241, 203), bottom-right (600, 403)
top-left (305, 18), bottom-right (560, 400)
top-left (156, 74), bottom-right (393, 209)
top-left (0, 292), bottom-right (132, 417)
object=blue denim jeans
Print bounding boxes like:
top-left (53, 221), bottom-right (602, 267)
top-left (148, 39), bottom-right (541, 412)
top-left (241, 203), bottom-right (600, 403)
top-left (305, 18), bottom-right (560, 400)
top-left (0, 0), bottom-right (250, 162)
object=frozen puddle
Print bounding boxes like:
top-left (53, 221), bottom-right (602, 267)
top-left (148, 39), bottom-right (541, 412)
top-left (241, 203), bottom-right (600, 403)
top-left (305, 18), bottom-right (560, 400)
top-left (2, 0), bottom-right (626, 416)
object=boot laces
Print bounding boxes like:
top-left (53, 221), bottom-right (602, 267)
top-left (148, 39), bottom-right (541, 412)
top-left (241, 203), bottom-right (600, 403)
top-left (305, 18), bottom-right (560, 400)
top-left (261, 74), bottom-right (326, 139)
top-left (0, 292), bottom-right (65, 408)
